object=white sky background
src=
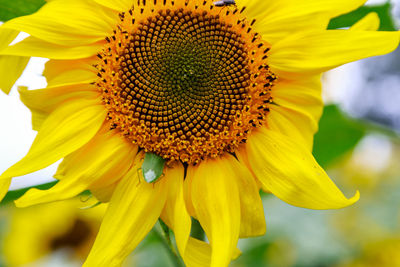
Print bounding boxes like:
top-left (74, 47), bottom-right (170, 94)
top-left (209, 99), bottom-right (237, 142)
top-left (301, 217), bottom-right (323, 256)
top-left (0, 57), bottom-right (57, 190)
top-left (0, 0), bottom-right (399, 190)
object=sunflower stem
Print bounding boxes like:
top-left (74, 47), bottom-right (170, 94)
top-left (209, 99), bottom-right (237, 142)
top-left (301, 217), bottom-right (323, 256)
top-left (157, 219), bottom-right (184, 267)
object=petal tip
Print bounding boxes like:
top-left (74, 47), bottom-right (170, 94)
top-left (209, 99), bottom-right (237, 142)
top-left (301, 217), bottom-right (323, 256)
top-left (348, 190), bottom-right (360, 205)
top-left (14, 198), bottom-right (29, 208)
top-left (14, 188), bottom-right (46, 208)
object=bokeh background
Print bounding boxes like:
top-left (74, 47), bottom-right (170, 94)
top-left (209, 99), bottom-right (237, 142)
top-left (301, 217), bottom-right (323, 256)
top-left (0, 0), bottom-right (399, 266)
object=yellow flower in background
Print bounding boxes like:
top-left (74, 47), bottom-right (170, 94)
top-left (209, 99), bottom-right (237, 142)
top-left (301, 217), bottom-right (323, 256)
top-left (1, 198), bottom-right (106, 266)
top-left (0, 0), bottom-right (399, 266)
top-left (337, 238), bottom-right (400, 267)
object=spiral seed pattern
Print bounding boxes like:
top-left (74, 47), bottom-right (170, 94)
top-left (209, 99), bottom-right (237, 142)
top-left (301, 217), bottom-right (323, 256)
top-left (96, 2), bottom-right (276, 164)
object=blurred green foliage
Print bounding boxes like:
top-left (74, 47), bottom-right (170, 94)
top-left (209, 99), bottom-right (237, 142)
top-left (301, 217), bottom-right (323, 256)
top-left (329, 2), bottom-right (397, 31)
top-left (234, 242), bottom-right (272, 267)
top-left (313, 105), bottom-right (366, 168)
top-left (0, 0), bottom-right (45, 22)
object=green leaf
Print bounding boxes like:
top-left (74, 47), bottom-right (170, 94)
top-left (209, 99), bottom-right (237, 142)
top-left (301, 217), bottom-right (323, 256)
top-left (0, 0), bottom-right (45, 22)
top-left (328, 3), bottom-right (397, 31)
top-left (233, 242), bottom-right (272, 267)
top-left (190, 217), bottom-right (205, 241)
top-left (312, 105), bottom-right (366, 168)
top-left (142, 152), bottom-right (165, 183)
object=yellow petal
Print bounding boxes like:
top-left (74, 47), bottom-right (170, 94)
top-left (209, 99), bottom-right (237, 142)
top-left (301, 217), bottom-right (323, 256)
top-left (268, 107), bottom-right (316, 153)
top-left (0, 36), bottom-right (101, 59)
top-left (241, 0), bottom-right (366, 19)
top-left (0, 28), bottom-right (29, 94)
top-left (19, 84), bottom-right (97, 114)
top-left (232, 160), bottom-right (266, 238)
top-left (183, 238), bottom-right (242, 267)
top-left (0, 28), bottom-right (19, 48)
top-left (351, 12), bottom-right (380, 31)
top-left (270, 76), bottom-right (323, 150)
top-left (30, 109), bottom-right (48, 131)
top-left (0, 55), bottom-right (29, 94)
top-left (160, 163), bottom-right (191, 257)
top-left (15, 129), bottom-right (137, 207)
top-left (324, 0), bottom-right (367, 17)
top-left (47, 70), bottom-right (96, 88)
top-left (205, 147), bottom-right (266, 238)
top-left (184, 238), bottom-right (213, 267)
top-left (1, 0), bottom-right (116, 46)
top-left (0, 99), bottom-right (106, 181)
top-left (94, 0), bottom-right (132, 12)
top-left (83, 155), bottom-right (169, 266)
top-left (246, 127), bottom-right (359, 209)
top-left (19, 83), bottom-right (97, 131)
top-left (0, 179), bottom-right (11, 202)
top-left (44, 57), bottom-right (96, 84)
top-left (270, 30), bottom-right (400, 76)
top-left (189, 155), bottom-right (241, 267)
top-left (240, 0), bottom-right (366, 44)
top-left (90, 179), bottom-right (119, 203)
top-left (183, 166), bottom-right (196, 217)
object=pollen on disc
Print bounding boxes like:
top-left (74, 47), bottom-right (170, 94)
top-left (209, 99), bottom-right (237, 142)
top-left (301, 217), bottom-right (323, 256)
top-left (96, 3), bottom-right (276, 164)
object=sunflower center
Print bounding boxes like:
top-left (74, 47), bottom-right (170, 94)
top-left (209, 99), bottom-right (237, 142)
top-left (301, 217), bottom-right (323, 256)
top-left (50, 219), bottom-right (92, 251)
top-left (120, 9), bottom-right (249, 137)
top-left (96, 2), bottom-right (276, 164)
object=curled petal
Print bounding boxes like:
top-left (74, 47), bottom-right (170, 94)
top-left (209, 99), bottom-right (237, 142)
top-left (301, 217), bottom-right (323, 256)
top-left (270, 30), bottom-right (400, 76)
top-left (246, 127), bottom-right (359, 209)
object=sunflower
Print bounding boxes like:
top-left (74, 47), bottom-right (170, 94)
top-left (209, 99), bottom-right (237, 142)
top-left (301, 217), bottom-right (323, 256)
top-left (2, 198), bottom-right (106, 266)
top-left (0, 0), bottom-right (399, 266)
top-left (338, 238), bottom-right (400, 267)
